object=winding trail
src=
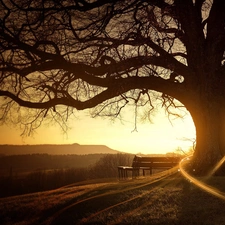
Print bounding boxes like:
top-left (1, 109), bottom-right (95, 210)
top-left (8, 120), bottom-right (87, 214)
top-left (47, 167), bottom-right (179, 225)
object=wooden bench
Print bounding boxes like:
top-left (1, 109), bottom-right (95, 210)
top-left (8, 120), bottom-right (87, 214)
top-left (118, 155), bottom-right (181, 180)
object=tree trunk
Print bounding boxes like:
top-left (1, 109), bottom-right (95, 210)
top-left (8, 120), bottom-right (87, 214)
top-left (188, 97), bottom-right (225, 175)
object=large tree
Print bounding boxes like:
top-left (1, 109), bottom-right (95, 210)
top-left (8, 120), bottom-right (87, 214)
top-left (0, 0), bottom-right (224, 174)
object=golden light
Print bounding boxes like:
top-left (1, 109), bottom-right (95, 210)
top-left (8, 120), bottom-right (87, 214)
top-left (179, 156), bottom-right (225, 201)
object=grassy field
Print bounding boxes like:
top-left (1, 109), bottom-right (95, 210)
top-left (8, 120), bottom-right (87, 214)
top-left (1, 169), bottom-right (225, 225)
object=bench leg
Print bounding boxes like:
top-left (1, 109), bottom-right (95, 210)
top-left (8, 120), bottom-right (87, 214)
top-left (122, 169), bottom-right (125, 179)
top-left (118, 168), bottom-right (125, 180)
top-left (132, 168), bottom-right (139, 179)
top-left (122, 169), bottom-right (127, 180)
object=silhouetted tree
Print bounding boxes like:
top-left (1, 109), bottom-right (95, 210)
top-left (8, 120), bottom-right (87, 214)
top-left (0, 0), bottom-right (225, 175)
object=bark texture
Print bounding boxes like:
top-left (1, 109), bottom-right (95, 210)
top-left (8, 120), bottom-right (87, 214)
top-left (187, 95), bottom-right (225, 175)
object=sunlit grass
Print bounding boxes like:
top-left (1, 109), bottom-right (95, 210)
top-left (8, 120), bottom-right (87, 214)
top-left (97, 187), bottom-right (181, 225)
top-left (0, 180), bottom-right (114, 225)
top-left (2, 169), bottom-right (225, 225)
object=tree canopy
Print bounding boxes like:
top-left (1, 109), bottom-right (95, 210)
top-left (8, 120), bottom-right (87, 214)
top-left (0, 0), bottom-right (225, 174)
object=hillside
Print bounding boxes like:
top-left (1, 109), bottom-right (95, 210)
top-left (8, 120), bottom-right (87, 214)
top-left (0, 143), bottom-right (120, 155)
top-left (1, 171), bottom-right (225, 225)
top-left (0, 154), bottom-right (111, 176)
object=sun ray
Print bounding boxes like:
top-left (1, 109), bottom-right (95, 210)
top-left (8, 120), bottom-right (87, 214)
top-left (179, 156), bottom-right (225, 201)
top-left (207, 155), bottom-right (225, 177)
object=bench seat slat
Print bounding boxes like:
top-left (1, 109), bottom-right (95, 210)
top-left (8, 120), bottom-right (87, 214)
top-left (133, 157), bottom-right (180, 163)
top-left (134, 162), bottom-right (177, 167)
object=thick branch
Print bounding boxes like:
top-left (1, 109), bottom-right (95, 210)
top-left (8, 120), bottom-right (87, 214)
top-left (0, 76), bottom-right (186, 110)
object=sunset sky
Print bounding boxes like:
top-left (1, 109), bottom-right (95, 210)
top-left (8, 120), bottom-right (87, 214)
top-left (0, 107), bottom-right (196, 155)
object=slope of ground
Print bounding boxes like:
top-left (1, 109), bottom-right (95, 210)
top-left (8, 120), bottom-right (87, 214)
top-left (1, 168), bottom-right (225, 225)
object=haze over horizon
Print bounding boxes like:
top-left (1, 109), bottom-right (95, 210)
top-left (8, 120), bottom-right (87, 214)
top-left (0, 143), bottom-right (122, 155)
top-left (0, 109), bottom-right (196, 155)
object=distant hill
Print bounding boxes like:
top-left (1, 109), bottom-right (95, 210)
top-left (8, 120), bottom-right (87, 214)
top-left (0, 143), bottom-right (121, 155)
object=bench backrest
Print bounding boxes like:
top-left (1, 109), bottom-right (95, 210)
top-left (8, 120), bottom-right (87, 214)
top-left (132, 155), bottom-right (181, 168)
